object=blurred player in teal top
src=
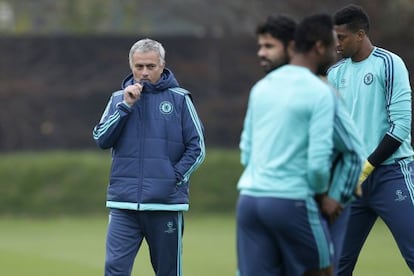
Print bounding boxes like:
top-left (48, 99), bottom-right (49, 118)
top-left (237, 14), bottom-right (339, 276)
top-left (237, 14), bottom-right (364, 276)
top-left (328, 4), bottom-right (414, 274)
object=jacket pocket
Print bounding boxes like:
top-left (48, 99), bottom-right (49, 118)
top-left (140, 158), bottom-right (179, 202)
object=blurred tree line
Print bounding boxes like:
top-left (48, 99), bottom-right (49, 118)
top-left (0, 0), bottom-right (413, 151)
top-left (2, 0), bottom-right (414, 37)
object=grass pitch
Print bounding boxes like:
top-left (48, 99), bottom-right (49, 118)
top-left (0, 214), bottom-right (411, 275)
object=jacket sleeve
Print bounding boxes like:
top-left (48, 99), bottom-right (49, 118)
top-left (328, 96), bottom-right (364, 205)
top-left (174, 94), bottom-right (206, 184)
top-left (92, 93), bottom-right (132, 149)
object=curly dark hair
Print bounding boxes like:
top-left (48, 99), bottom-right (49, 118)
top-left (333, 4), bottom-right (370, 33)
top-left (256, 15), bottom-right (297, 48)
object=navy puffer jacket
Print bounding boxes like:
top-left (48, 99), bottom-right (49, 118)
top-left (93, 68), bottom-right (205, 211)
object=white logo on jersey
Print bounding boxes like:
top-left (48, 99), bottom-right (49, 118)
top-left (363, 73), bottom-right (374, 85)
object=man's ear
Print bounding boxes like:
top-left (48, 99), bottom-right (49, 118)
top-left (314, 40), bottom-right (326, 56)
top-left (287, 40), bottom-right (295, 59)
top-left (356, 29), bottom-right (365, 42)
top-left (159, 62), bottom-right (166, 71)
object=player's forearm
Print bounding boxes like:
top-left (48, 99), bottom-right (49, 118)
top-left (368, 134), bottom-right (402, 166)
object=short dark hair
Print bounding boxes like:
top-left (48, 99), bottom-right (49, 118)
top-left (294, 14), bottom-right (334, 53)
top-left (333, 4), bottom-right (370, 33)
top-left (256, 15), bottom-right (297, 47)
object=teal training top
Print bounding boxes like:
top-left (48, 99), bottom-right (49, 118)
top-left (238, 65), bottom-right (335, 199)
top-left (328, 47), bottom-right (413, 164)
top-left (328, 86), bottom-right (365, 205)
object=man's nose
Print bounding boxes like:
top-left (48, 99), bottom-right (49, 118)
top-left (142, 67), bottom-right (149, 76)
top-left (336, 40), bottom-right (341, 48)
top-left (257, 48), bottom-right (265, 58)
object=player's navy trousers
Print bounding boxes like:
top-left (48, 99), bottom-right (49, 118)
top-left (236, 194), bottom-right (333, 276)
top-left (337, 158), bottom-right (414, 275)
top-left (105, 209), bottom-right (184, 276)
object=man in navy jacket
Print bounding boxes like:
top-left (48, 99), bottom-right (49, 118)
top-left (93, 38), bottom-right (205, 276)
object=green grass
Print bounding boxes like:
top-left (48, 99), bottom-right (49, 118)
top-left (0, 214), bottom-right (411, 275)
top-left (0, 149), bottom-right (243, 215)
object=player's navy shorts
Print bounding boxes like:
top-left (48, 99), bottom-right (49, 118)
top-left (236, 194), bottom-right (333, 276)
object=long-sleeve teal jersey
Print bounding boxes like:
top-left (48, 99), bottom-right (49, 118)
top-left (238, 65), bottom-right (335, 199)
top-left (328, 47), bottom-right (413, 164)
